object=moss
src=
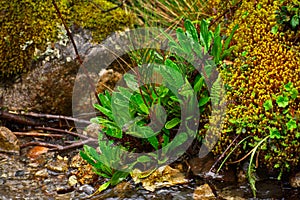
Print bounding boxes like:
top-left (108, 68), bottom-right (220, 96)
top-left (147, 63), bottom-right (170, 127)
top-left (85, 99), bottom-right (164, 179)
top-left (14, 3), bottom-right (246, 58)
top-left (212, 0), bottom-right (300, 171)
top-left (0, 0), bottom-right (134, 80)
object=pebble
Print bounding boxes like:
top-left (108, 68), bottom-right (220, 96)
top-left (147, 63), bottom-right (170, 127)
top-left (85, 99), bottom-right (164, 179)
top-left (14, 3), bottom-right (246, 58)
top-left (290, 172), bottom-right (300, 188)
top-left (79, 184), bottom-right (95, 195)
top-left (35, 169), bottom-right (49, 178)
top-left (68, 175), bottom-right (78, 187)
top-left (0, 126), bottom-right (20, 154)
top-left (193, 184), bottom-right (216, 200)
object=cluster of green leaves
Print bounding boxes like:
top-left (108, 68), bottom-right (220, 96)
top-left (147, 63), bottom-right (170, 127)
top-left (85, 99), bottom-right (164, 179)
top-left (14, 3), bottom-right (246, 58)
top-left (80, 134), bottom-right (129, 194)
top-left (221, 82), bottom-right (299, 197)
top-left (80, 19), bottom-right (238, 194)
top-left (275, 1), bottom-right (300, 30)
top-left (263, 82), bottom-right (299, 139)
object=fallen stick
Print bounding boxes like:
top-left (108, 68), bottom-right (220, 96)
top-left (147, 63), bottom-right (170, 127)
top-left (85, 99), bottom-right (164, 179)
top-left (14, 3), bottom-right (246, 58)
top-left (14, 131), bottom-right (63, 138)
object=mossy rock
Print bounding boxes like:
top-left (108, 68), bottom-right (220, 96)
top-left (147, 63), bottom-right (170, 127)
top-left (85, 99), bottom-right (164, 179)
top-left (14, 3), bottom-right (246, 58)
top-left (211, 0), bottom-right (300, 172)
top-left (0, 0), bottom-right (134, 81)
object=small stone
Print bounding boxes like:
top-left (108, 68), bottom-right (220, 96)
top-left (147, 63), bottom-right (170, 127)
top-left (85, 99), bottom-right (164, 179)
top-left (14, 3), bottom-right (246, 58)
top-left (68, 175), bottom-right (78, 187)
top-left (193, 184), bottom-right (216, 200)
top-left (35, 169), bottom-right (49, 178)
top-left (79, 184), bottom-right (95, 195)
top-left (84, 123), bottom-right (101, 138)
top-left (0, 126), bottom-right (20, 154)
top-left (290, 172), bottom-right (300, 188)
top-left (15, 170), bottom-right (25, 177)
top-left (27, 146), bottom-right (49, 160)
top-left (46, 156), bottom-right (68, 173)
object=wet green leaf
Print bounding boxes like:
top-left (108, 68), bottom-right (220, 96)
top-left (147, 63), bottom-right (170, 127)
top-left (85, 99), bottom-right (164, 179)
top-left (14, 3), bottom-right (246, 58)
top-left (263, 99), bottom-right (273, 111)
top-left (165, 118), bottom-right (181, 129)
top-left (286, 119), bottom-right (297, 131)
top-left (276, 95), bottom-right (289, 108)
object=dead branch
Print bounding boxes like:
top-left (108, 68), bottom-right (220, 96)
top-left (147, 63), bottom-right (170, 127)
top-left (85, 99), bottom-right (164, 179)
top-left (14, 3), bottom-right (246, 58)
top-left (22, 111), bottom-right (91, 125)
top-left (0, 110), bottom-right (42, 126)
top-left (35, 126), bottom-right (89, 140)
top-left (14, 131), bottom-right (63, 138)
top-left (20, 137), bottom-right (97, 151)
top-left (52, 0), bottom-right (101, 105)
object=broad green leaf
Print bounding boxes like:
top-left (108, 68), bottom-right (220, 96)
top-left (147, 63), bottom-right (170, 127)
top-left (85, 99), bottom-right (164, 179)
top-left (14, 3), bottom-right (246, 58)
top-left (165, 132), bottom-right (188, 153)
top-left (96, 181), bottom-right (111, 194)
top-left (211, 34), bottom-right (222, 64)
top-left (271, 25), bottom-right (279, 34)
top-left (276, 95), bottom-right (289, 108)
top-left (269, 127), bottom-right (281, 139)
top-left (193, 75), bottom-right (204, 93)
top-left (98, 92), bottom-right (111, 109)
top-left (290, 88), bottom-right (298, 99)
top-left (123, 73), bottom-right (138, 91)
top-left (284, 82), bottom-right (293, 91)
top-left (165, 118), bottom-right (181, 129)
top-left (287, 119), bottom-right (297, 131)
top-left (165, 59), bottom-right (181, 73)
top-left (111, 171), bottom-right (129, 186)
top-left (80, 150), bottom-right (96, 165)
top-left (94, 104), bottom-right (113, 120)
top-left (147, 135), bottom-right (159, 150)
top-left (177, 27), bottom-right (192, 54)
top-left (221, 45), bottom-right (235, 60)
top-left (224, 24), bottom-right (238, 50)
top-left (291, 15), bottom-right (299, 29)
top-left (263, 99), bottom-right (273, 111)
top-left (137, 155), bottom-right (152, 163)
top-left (184, 19), bottom-right (198, 42)
top-left (199, 96), bottom-right (210, 107)
top-left (200, 19), bottom-right (211, 53)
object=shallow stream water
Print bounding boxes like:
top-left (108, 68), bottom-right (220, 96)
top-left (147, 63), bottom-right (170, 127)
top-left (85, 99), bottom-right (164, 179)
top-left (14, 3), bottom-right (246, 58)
top-left (0, 149), bottom-right (299, 200)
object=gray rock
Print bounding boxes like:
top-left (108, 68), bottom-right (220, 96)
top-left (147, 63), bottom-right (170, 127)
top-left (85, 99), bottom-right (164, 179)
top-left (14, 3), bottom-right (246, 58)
top-left (79, 184), bottom-right (95, 195)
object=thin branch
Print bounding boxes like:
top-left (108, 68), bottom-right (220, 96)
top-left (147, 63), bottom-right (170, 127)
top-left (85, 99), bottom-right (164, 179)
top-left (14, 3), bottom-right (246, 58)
top-left (22, 111), bottom-right (91, 125)
top-left (52, 0), bottom-right (101, 105)
top-left (0, 110), bottom-right (41, 126)
top-left (209, 134), bottom-right (240, 172)
top-left (14, 131), bottom-right (63, 138)
top-left (35, 126), bottom-right (90, 140)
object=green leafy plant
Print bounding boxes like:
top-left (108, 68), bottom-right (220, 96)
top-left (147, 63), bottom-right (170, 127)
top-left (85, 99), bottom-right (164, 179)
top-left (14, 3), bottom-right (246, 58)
top-left (276, 1), bottom-right (300, 30)
top-left (218, 82), bottom-right (299, 197)
top-left (80, 18), bottom-right (237, 194)
top-left (80, 134), bottom-right (130, 195)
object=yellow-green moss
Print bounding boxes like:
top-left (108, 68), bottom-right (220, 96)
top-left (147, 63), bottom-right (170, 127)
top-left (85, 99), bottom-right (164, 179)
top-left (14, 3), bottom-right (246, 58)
top-left (213, 0), bottom-right (300, 170)
top-left (0, 0), bottom-right (134, 79)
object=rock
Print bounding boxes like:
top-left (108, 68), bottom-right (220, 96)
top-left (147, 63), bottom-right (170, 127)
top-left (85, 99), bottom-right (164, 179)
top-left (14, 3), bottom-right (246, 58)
top-left (290, 172), bottom-right (300, 188)
top-left (132, 165), bottom-right (188, 192)
top-left (0, 126), bottom-right (20, 154)
top-left (35, 169), bottom-right (49, 178)
top-left (83, 123), bottom-right (101, 138)
top-left (46, 155), bottom-right (68, 173)
top-left (193, 184), bottom-right (216, 200)
top-left (79, 184), bottom-right (95, 195)
top-left (27, 146), bottom-right (49, 160)
top-left (68, 175), bottom-right (78, 187)
top-left (188, 153), bottom-right (236, 182)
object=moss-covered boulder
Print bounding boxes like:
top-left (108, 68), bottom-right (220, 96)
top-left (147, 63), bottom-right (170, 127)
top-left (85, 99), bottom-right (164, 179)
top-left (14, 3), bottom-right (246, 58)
top-left (212, 0), bottom-right (300, 172)
top-left (0, 0), bottom-right (134, 81)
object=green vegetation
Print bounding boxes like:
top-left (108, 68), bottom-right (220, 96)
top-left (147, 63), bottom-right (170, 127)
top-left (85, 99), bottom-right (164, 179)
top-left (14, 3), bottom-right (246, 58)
top-left (80, 18), bottom-right (237, 194)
